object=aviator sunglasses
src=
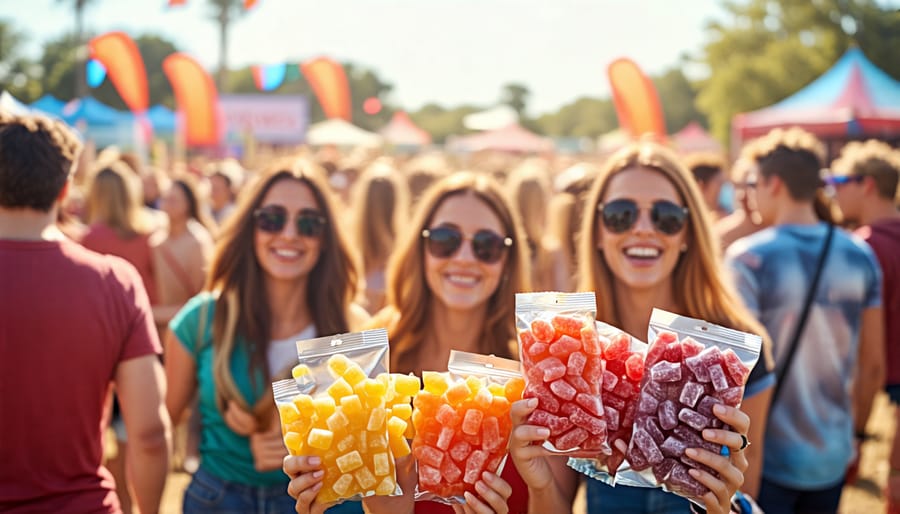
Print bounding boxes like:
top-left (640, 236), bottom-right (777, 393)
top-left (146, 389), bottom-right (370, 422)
top-left (253, 205), bottom-right (327, 237)
top-left (599, 198), bottom-right (689, 235)
top-left (421, 226), bottom-right (513, 264)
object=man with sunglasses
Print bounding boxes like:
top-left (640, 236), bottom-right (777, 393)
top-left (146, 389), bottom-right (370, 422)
top-left (829, 140), bottom-right (900, 511)
top-left (725, 128), bottom-right (884, 514)
top-left (0, 113), bottom-right (172, 514)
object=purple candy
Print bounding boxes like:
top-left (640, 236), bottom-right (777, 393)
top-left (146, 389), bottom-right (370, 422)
top-left (613, 379), bottom-right (636, 399)
top-left (678, 407), bottom-right (710, 431)
top-left (679, 381), bottom-right (705, 408)
top-left (605, 394), bottom-right (626, 411)
top-left (658, 400), bottom-right (679, 430)
top-left (667, 463), bottom-right (709, 498)
top-left (653, 457), bottom-right (678, 483)
top-left (604, 406), bottom-right (620, 432)
top-left (628, 443), bottom-right (650, 471)
top-left (660, 436), bottom-right (687, 458)
top-left (696, 394), bottom-right (723, 417)
top-left (637, 392), bottom-right (660, 414)
top-left (708, 364), bottom-right (729, 391)
top-left (633, 427), bottom-right (664, 465)
top-left (640, 417), bottom-right (666, 445)
top-left (644, 379), bottom-right (666, 400)
top-left (716, 386), bottom-right (743, 406)
top-left (650, 361), bottom-right (683, 383)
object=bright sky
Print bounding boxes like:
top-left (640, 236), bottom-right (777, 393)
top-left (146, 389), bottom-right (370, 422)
top-left (9, 0), bottom-right (732, 114)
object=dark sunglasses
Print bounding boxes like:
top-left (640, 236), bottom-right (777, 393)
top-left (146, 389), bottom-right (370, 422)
top-left (599, 199), bottom-right (689, 235)
top-left (253, 205), bottom-right (327, 237)
top-left (824, 175), bottom-right (865, 187)
top-left (421, 226), bottom-right (513, 264)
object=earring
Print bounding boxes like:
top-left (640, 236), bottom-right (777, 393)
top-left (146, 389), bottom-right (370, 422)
top-left (680, 244), bottom-right (688, 253)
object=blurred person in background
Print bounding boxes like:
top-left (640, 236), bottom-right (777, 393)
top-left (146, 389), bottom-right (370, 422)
top-left (543, 162), bottom-right (598, 292)
top-left (716, 146), bottom-right (766, 251)
top-left (350, 160), bottom-right (410, 313)
top-left (0, 112), bottom-right (171, 514)
top-left (286, 171), bottom-right (532, 513)
top-left (828, 139), bottom-right (900, 510)
top-left (403, 153), bottom-right (452, 208)
top-left (726, 128), bottom-right (884, 514)
top-left (206, 159), bottom-right (244, 227)
top-left (684, 152), bottom-right (728, 221)
top-left (507, 160), bottom-right (555, 291)
top-left (164, 157), bottom-right (368, 514)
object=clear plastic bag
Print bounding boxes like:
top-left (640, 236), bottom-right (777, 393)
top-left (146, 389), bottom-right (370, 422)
top-left (515, 292), bottom-right (611, 456)
top-left (623, 309), bottom-right (762, 502)
top-left (272, 328), bottom-right (418, 504)
top-left (410, 350), bottom-right (525, 505)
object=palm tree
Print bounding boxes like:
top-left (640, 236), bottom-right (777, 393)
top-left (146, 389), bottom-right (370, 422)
top-left (208, 0), bottom-right (245, 91)
top-left (57, 0), bottom-right (94, 98)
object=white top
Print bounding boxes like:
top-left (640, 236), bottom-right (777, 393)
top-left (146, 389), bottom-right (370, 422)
top-left (268, 324), bottom-right (316, 375)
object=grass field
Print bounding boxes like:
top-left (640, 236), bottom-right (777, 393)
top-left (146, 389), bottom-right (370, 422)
top-left (154, 393), bottom-right (896, 513)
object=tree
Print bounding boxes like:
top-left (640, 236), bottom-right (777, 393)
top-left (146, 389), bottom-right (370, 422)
top-left (56, 0), bottom-right (96, 99)
top-left (501, 83), bottom-right (530, 118)
top-left (534, 97), bottom-right (617, 138)
top-left (0, 20), bottom-right (41, 101)
top-left (652, 66), bottom-right (707, 134)
top-left (695, 0), bottom-right (900, 144)
top-left (208, 0), bottom-right (246, 91)
top-left (409, 103), bottom-right (481, 144)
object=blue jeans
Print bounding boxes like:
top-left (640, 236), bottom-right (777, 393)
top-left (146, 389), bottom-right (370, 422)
top-left (586, 480), bottom-right (691, 514)
top-left (757, 477), bottom-right (844, 514)
top-left (183, 467), bottom-right (363, 514)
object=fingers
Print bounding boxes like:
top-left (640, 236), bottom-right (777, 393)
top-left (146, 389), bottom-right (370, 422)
top-left (711, 404), bottom-right (749, 438)
top-left (224, 401), bottom-right (258, 436)
top-left (283, 455), bottom-right (322, 478)
top-left (701, 427), bottom-right (749, 464)
top-left (685, 447), bottom-right (743, 514)
top-left (509, 398), bottom-right (538, 426)
top-left (463, 471), bottom-right (511, 514)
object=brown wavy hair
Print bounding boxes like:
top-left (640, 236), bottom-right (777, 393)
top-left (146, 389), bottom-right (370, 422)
top-left (205, 156), bottom-right (360, 418)
top-left (578, 142), bottom-right (772, 363)
top-left (373, 172), bottom-right (531, 375)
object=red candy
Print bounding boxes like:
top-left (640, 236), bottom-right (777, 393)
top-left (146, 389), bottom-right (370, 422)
top-left (595, 330), bottom-right (646, 475)
top-left (520, 315), bottom-right (608, 453)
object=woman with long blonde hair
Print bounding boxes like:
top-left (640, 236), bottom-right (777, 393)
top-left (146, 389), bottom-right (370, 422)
top-left (510, 141), bottom-right (773, 514)
top-left (285, 171), bottom-right (534, 513)
top-left (165, 157), bottom-right (368, 514)
top-left (506, 161), bottom-right (554, 291)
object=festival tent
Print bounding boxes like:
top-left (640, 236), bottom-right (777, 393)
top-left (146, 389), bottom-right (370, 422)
top-left (306, 118), bottom-right (383, 147)
top-left (672, 121), bottom-right (722, 154)
top-left (446, 123), bottom-right (553, 154)
top-left (0, 91), bottom-right (31, 114)
top-left (30, 95), bottom-right (67, 118)
top-left (379, 111), bottom-right (431, 147)
top-left (146, 104), bottom-right (177, 133)
top-left (463, 105), bottom-right (519, 131)
top-left (733, 47), bottom-right (900, 142)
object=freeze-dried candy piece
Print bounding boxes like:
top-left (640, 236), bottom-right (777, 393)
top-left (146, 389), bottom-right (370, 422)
top-left (463, 450), bottom-right (489, 484)
top-left (602, 370), bottom-right (619, 392)
top-left (449, 440), bottom-right (471, 462)
top-left (658, 400), bottom-right (679, 430)
top-left (664, 342), bottom-right (683, 363)
top-left (482, 416), bottom-right (503, 452)
top-left (567, 351), bottom-right (587, 376)
top-left (660, 436), bottom-right (688, 458)
top-left (633, 428), bottom-right (664, 465)
top-left (436, 427), bottom-right (455, 450)
top-left (673, 424), bottom-right (720, 454)
top-left (336, 450), bottom-right (365, 473)
top-left (604, 332), bottom-right (631, 361)
top-left (650, 360), bottom-right (682, 382)
top-left (637, 391), bottom-right (660, 414)
top-left (653, 457), bottom-right (678, 484)
top-left (435, 404), bottom-right (460, 427)
top-left (536, 357), bottom-right (567, 382)
top-left (552, 315), bottom-right (585, 339)
top-left (716, 386), bottom-right (743, 406)
top-left (667, 463), bottom-right (709, 498)
top-left (605, 394), bottom-right (625, 411)
top-left (581, 326), bottom-right (604, 355)
top-left (571, 406), bottom-right (607, 435)
top-left (527, 342), bottom-right (549, 357)
top-left (612, 379), bottom-right (636, 400)
top-left (680, 337), bottom-right (704, 358)
top-left (678, 408), bottom-right (710, 431)
top-left (550, 379), bottom-right (577, 401)
top-left (644, 379), bottom-right (666, 400)
top-left (584, 356), bottom-right (604, 389)
top-left (640, 417), bottom-right (666, 445)
top-left (441, 458), bottom-right (463, 484)
top-left (696, 394), bottom-right (723, 417)
top-left (413, 445), bottom-right (444, 469)
top-left (625, 353), bottom-right (645, 381)
top-left (722, 348), bottom-right (750, 386)
top-left (504, 377), bottom-right (526, 403)
top-left (566, 375), bottom-right (591, 393)
top-left (709, 364), bottom-right (729, 392)
top-left (628, 444), bottom-right (649, 470)
top-left (550, 335), bottom-right (582, 357)
top-left (419, 464), bottom-right (442, 487)
top-left (555, 427), bottom-right (590, 450)
top-left (575, 392), bottom-right (604, 417)
top-left (355, 467), bottom-right (377, 490)
top-left (679, 382), bottom-right (705, 408)
top-left (461, 408), bottom-right (484, 435)
top-left (531, 319), bottom-right (556, 343)
top-left (604, 406), bottom-right (620, 432)
top-left (524, 382), bottom-right (560, 413)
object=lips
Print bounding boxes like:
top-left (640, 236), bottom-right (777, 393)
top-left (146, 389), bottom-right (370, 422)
top-left (623, 246), bottom-right (661, 259)
top-left (443, 272), bottom-right (480, 288)
top-left (272, 247), bottom-right (302, 261)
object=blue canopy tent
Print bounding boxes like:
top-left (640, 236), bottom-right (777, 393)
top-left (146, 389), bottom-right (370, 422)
top-left (30, 95), bottom-right (67, 118)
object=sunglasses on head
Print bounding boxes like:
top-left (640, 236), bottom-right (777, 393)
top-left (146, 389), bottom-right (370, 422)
top-left (598, 198), bottom-right (689, 235)
top-left (421, 226), bottom-right (513, 264)
top-left (253, 205), bottom-right (327, 237)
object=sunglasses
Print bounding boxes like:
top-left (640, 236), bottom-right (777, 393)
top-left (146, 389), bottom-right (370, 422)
top-left (253, 205), bottom-right (327, 237)
top-left (421, 226), bottom-right (513, 264)
top-left (598, 199), bottom-right (689, 235)
top-left (824, 175), bottom-right (865, 187)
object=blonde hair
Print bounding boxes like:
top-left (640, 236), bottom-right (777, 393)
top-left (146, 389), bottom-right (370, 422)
top-left (351, 161), bottom-right (410, 275)
top-left (84, 161), bottom-right (149, 238)
top-left (375, 171), bottom-right (531, 375)
top-left (832, 139), bottom-right (900, 201)
top-left (205, 156), bottom-right (360, 420)
top-left (578, 142), bottom-right (772, 361)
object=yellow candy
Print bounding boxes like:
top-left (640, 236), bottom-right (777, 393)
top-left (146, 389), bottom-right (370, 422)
top-left (466, 375), bottom-right (484, 395)
top-left (313, 396), bottom-right (336, 419)
top-left (307, 428), bottom-right (334, 450)
top-left (336, 434), bottom-right (356, 453)
top-left (327, 354), bottom-right (353, 379)
top-left (376, 476), bottom-right (396, 495)
top-left (292, 364), bottom-right (311, 379)
top-left (354, 466), bottom-right (377, 490)
top-left (336, 450), bottom-right (364, 473)
top-left (387, 416), bottom-right (408, 438)
top-left (278, 403), bottom-right (301, 425)
top-left (327, 378), bottom-right (353, 401)
top-left (389, 403), bottom-right (412, 420)
top-left (292, 394), bottom-right (316, 417)
top-left (393, 373), bottom-right (421, 397)
top-left (368, 433), bottom-right (388, 450)
top-left (284, 431), bottom-right (305, 454)
top-left (363, 378), bottom-right (388, 399)
top-left (444, 381), bottom-right (470, 406)
top-left (342, 365), bottom-right (367, 386)
top-left (373, 452), bottom-right (390, 476)
top-left (473, 386), bottom-right (493, 410)
top-left (284, 418), bottom-right (312, 436)
top-left (488, 383), bottom-right (505, 396)
top-left (340, 394), bottom-right (364, 417)
top-left (367, 407), bottom-right (387, 431)
top-left (422, 371), bottom-right (449, 395)
top-left (388, 432), bottom-right (411, 458)
top-left (326, 411), bottom-right (349, 432)
top-left (332, 473), bottom-right (354, 496)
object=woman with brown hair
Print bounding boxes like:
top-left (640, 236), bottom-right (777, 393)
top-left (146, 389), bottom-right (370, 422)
top-left (285, 171), bottom-right (533, 514)
top-left (164, 157), bottom-right (368, 513)
top-left (510, 141), bottom-right (773, 514)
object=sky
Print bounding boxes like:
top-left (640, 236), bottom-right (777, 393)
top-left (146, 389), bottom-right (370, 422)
top-left (7, 0), bottom-right (733, 114)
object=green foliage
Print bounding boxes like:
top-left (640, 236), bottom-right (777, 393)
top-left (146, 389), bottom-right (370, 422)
top-left (409, 103), bottom-right (481, 144)
top-left (0, 19), bottom-right (42, 101)
top-left (696, 0), bottom-right (900, 144)
top-left (534, 96), bottom-right (618, 138)
top-left (501, 83), bottom-right (530, 117)
top-left (652, 67), bottom-right (706, 134)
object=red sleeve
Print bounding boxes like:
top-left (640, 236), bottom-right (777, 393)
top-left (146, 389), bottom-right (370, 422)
top-left (110, 257), bottom-right (162, 362)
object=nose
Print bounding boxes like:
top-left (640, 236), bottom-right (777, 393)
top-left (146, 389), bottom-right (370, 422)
top-left (631, 208), bottom-right (655, 234)
top-left (451, 238), bottom-right (479, 262)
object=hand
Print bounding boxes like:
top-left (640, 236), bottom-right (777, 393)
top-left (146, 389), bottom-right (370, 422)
top-left (685, 404), bottom-right (750, 514)
top-left (284, 455), bottom-right (333, 514)
top-left (249, 420), bottom-right (288, 472)
top-left (223, 400), bottom-right (258, 436)
top-left (508, 398), bottom-right (554, 491)
top-left (450, 471), bottom-right (512, 514)
top-left (361, 454), bottom-right (415, 514)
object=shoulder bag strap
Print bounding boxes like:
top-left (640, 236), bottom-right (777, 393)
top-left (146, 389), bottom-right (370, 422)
top-left (772, 223), bottom-right (836, 404)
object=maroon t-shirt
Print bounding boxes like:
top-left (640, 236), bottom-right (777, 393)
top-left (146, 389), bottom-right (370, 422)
top-left (0, 238), bottom-right (161, 513)
top-left (80, 223), bottom-right (157, 305)
top-left (857, 218), bottom-right (900, 386)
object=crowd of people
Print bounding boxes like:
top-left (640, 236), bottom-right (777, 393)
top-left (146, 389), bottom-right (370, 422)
top-left (1, 109), bottom-right (898, 514)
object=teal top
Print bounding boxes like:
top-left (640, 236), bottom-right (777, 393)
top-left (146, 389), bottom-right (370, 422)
top-left (170, 292), bottom-right (288, 486)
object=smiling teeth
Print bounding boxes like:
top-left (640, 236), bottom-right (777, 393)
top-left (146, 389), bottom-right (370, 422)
top-left (625, 247), bottom-right (660, 258)
top-left (447, 274), bottom-right (477, 285)
top-left (274, 249), bottom-right (299, 258)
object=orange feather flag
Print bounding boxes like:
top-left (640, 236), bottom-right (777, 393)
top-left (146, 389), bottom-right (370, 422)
top-left (301, 57), bottom-right (351, 121)
top-left (607, 57), bottom-right (667, 141)
top-left (163, 53), bottom-right (220, 146)
top-left (88, 32), bottom-right (149, 114)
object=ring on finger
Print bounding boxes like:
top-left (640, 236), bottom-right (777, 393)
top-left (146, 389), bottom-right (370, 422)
top-left (737, 434), bottom-right (749, 451)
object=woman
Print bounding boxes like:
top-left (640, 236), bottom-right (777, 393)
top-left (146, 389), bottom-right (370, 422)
top-left (164, 157), bottom-right (369, 513)
top-left (285, 172), bottom-right (533, 514)
top-left (510, 141), bottom-right (774, 514)
top-left (506, 162), bottom-right (554, 291)
top-left (350, 161), bottom-right (410, 314)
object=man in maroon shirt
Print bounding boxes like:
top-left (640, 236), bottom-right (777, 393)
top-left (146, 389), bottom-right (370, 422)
top-left (830, 139), bottom-right (900, 508)
top-left (0, 112), bottom-right (171, 513)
